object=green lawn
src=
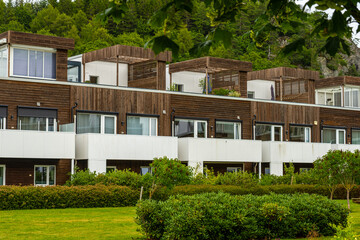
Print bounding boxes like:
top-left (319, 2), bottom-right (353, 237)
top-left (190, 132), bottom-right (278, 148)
top-left (0, 200), bottom-right (359, 240)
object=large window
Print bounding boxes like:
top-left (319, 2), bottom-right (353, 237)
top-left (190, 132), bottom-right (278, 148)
top-left (0, 106), bottom-right (6, 130)
top-left (0, 165), bottom-right (5, 185)
top-left (18, 107), bottom-right (57, 131)
top-left (344, 88), bottom-right (359, 108)
top-left (77, 112), bottom-right (116, 134)
top-left (316, 90), bottom-right (342, 106)
top-left (12, 47), bottom-right (56, 79)
top-left (352, 129), bottom-right (360, 144)
top-left (174, 118), bottom-right (207, 138)
top-left (0, 46), bottom-right (7, 77)
top-left (289, 125), bottom-right (311, 142)
top-left (323, 128), bottom-right (346, 144)
top-left (127, 115), bottom-right (157, 136)
top-left (227, 166), bottom-right (243, 173)
top-left (255, 124), bottom-right (282, 141)
top-left (34, 165), bottom-right (55, 186)
top-left (67, 61), bottom-right (81, 82)
top-left (215, 121), bottom-right (241, 139)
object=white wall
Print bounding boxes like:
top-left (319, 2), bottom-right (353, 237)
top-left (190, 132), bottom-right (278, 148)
top-left (247, 80), bottom-right (275, 100)
top-left (0, 130), bottom-right (75, 159)
top-left (166, 66), bottom-right (204, 93)
top-left (68, 55), bottom-right (128, 86)
top-left (76, 134), bottom-right (178, 173)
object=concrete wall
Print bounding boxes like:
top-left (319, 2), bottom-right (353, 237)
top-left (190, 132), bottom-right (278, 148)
top-left (166, 66), bottom-right (204, 93)
top-left (75, 134), bottom-right (178, 173)
top-left (178, 138), bottom-right (262, 173)
top-left (247, 80), bottom-right (275, 100)
top-left (0, 130), bottom-right (75, 159)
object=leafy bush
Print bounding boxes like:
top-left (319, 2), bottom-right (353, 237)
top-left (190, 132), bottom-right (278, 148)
top-left (228, 90), bottom-right (241, 97)
top-left (212, 88), bottom-right (230, 96)
top-left (65, 168), bottom-right (97, 186)
top-left (0, 185), bottom-right (139, 210)
top-left (215, 171), bottom-right (258, 188)
top-left (136, 192), bottom-right (348, 239)
top-left (152, 184), bottom-right (360, 201)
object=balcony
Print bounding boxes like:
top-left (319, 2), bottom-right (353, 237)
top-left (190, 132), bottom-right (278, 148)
top-left (0, 130), bottom-right (75, 159)
top-left (178, 138), bottom-right (262, 170)
top-left (75, 134), bottom-right (178, 172)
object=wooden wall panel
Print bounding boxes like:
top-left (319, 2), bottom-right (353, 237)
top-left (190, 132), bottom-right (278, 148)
top-left (251, 101), bottom-right (321, 142)
top-left (320, 107), bottom-right (360, 143)
top-left (8, 31), bottom-right (74, 50)
top-left (240, 71), bottom-right (247, 97)
top-left (344, 76), bottom-right (360, 86)
top-left (0, 159), bottom-right (71, 185)
top-left (0, 80), bottom-right (71, 130)
top-left (157, 61), bottom-right (166, 90)
top-left (315, 77), bottom-right (344, 89)
top-left (170, 95), bottom-right (252, 139)
top-left (70, 86), bottom-right (172, 136)
top-left (56, 49), bottom-right (68, 82)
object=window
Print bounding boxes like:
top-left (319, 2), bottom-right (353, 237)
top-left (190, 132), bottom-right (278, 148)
top-left (174, 84), bottom-right (184, 92)
top-left (67, 61), bottom-right (81, 82)
top-left (77, 113), bottom-right (116, 134)
top-left (255, 124), bottom-right (282, 141)
top-left (215, 121), bottom-right (241, 139)
top-left (0, 106), bottom-right (6, 129)
top-left (0, 165), bottom-right (5, 185)
top-left (299, 168), bottom-right (311, 173)
top-left (140, 166), bottom-right (151, 175)
top-left (334, 92), bottom-right (342, 107)
top-left (247, 91), bottom-right (255, 99)
top-left (174, 118), bottom-right (207, 138)
top-left (344, 89), bottom-right (359, 108)
top-left (106, 166), bottom-right (116, 173)
top-left (127, 116), bottom-right (157, 136)
top-left (12, 48), bottom-right (56, 79)
top-left (34, 165), bottom-right (55, 186)
top-left (323, 128), bottom-right (346, 144)
top-left (227, 166), bottom-right (243, 173)
top-left (0, 46), bottom-right (8, 77)
top-left (289, 126), bottom-right (311, 142)
top-left (264, 167), bottom-right (270, 175)
top-left (89, 76), bottom-right (98, 84)
top-left (352, 129), bottom-right (360, 144)
top-left (18, 107), bottom-right (57, 132)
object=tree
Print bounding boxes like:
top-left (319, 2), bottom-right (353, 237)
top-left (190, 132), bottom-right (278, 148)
top-left (314, 150), bottom-right (360, 210)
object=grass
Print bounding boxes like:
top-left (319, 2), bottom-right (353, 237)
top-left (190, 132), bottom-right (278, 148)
top-left (0, 200), bottom-right (359, 239)
top-left (0, 207), bottom-right (141, 240)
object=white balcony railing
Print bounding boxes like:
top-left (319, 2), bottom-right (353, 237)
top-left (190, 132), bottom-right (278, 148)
top-left (0, 130), bottom-right (75, 159)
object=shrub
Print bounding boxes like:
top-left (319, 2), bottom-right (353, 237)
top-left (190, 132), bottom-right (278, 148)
top-left (65, 168), bottom-right (97, 186)
top-left (0, 185), bottom-right (139, 210)
top-left (215, 171), bottom-right (258, 188)
top-left (212, 88), bottom-right (230, 96)
top-left (136, 192), bottom-right (348, 239)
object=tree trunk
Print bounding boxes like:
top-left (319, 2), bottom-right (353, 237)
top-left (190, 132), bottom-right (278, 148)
top-left (330, 188), bottom-right (335, 200)
top-left (347, 189), bottom-right (351, 210)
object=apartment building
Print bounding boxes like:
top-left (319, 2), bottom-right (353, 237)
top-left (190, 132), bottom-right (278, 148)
top-left (0, 30), bottom-right (360, 186)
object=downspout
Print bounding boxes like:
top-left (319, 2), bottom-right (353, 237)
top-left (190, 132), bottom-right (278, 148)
top-left (251, 115), bottom-right (256, 140)
top-left (71, 102), bottom-right (78, 123)
top-left (170, 108), bottom-right (175, 136)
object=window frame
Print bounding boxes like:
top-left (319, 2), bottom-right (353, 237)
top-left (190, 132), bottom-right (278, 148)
top-left (140, 166), bottom-right (152, 175)
top-left (289, 124), bottom-right (312, 143)
top-left (173, 117), bottom-right (208, 138)
top-left (106, 166), bottom-right (117, 173)
top-left (215, 119), bottom-right (242, 139)
top-left (226, 165), bottom-right (244, 173)
top-left (254, 122), bottom-right (283, 141)
top-left (18, 116), bottom-right (57, 132)
top-left (322, 127), bottom-right (346, 144)
top-left (247, 91), bottom-right (255, 99)
top-left (126, 114), bottom-right (158, 136)
top-left (351, 128), bottom-right (360, 144)
top-left (0, 45), bottom-right (8, 77)
top-left (76, 111), bottom-right (118, 134)
top-left (10, 45), bottom-right (56, 80)
top-left (34, 165), bottom-right (56, 186)
top-left (0, 164), bottom-right (5, 185)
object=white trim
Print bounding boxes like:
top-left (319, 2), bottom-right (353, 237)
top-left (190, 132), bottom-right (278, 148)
top-left (11, 44), bottom-right (56, 52)
top-left (0, 164), bottom-right (5, 185)
top-left (102, 115), bottom-right (117, 134)
top-left (34, 165), bottom-right (56, 186)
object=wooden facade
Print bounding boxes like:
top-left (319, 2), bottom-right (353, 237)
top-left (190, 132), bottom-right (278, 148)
top-left (249, 67), bottom-right (318, 104)
top-left (315, 76), bottom-right (360, 89)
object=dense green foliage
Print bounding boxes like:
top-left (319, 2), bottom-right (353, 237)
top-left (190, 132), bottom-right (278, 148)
top-left (136, 192), bottom-right (349, 239)
top-left (0, 0), bottom-right (357, 75)
top-left (0, 185), bottom-right (138, 210)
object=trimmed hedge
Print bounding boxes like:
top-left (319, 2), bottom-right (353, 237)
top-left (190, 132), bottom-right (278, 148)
top-left (152, 184), bottom-right (360, 200)
top-left (0, 185), bottom-right (139, 210)
top-left (136, 192), bottom-right (349, 239)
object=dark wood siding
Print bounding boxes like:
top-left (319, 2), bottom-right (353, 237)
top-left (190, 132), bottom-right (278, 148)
top-left (0, 80), bottom-right (71, 130)
top-left (251, 101), bottom-right (321, 142)
top-left (315, 76), bottom-right (344, 89)
top-left (0, 159), bottom-right (71, 185)
top-left (170, 95), bottom-right (252, 139)
top-left (70, 86), bottom-right (171, 136)
top-left (56, 49), bottom-right (68, 82)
